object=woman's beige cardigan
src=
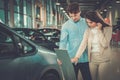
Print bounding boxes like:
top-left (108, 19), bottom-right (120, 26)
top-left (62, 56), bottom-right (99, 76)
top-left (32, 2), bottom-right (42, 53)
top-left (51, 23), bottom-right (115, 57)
top-left (75, 27), bottom-right (112, 62)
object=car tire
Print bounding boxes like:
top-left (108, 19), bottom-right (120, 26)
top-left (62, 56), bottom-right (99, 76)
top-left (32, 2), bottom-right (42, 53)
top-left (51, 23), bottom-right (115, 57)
top-left (41, 73), bottom-right (60, 80)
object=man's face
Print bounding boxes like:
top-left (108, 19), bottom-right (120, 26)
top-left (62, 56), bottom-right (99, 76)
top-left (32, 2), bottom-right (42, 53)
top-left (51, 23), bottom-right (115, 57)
top-left (69, 12), bottom-right (80, 22)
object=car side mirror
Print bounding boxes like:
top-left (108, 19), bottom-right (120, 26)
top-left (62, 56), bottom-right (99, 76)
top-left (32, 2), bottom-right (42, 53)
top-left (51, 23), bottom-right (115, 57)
top-left (17, 42), bottom-right (25, 54)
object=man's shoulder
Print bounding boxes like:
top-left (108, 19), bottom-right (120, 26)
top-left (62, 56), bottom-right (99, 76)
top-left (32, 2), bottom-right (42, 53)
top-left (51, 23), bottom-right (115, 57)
top-left (63, 19), bottom-right (72, 25)
top-left (80, 17), bottom-right (86, 21)
top-left (62, 19), bottom-right (73, 28)
top-left (80, 17), bottom-right (87, 24)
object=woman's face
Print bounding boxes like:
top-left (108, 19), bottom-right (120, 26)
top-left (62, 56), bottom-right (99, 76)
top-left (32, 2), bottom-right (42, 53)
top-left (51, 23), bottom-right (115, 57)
top-left (86, 19), bottom-right (97, 28)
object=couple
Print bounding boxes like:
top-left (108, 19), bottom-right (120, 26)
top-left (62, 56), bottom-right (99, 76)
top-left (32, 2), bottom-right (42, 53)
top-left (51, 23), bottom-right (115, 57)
top-left (59, 2), bottom-right (112, 80)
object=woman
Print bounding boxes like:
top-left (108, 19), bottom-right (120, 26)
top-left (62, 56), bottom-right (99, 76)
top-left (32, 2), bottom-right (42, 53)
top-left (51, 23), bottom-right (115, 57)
top-left (71, 11), bottom-right (112, 80)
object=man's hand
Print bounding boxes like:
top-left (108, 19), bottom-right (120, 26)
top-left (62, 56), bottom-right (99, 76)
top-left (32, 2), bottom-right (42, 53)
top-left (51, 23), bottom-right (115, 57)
top-left (57, 59), bottom-right (62, 65)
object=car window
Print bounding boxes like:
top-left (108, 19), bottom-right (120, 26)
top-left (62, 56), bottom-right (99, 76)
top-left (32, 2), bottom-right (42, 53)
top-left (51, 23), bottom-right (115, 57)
top-left (31, 32), bottom-right (45, 41)
top-left (14, 34), bottom-right (36, 55)
top-left (16, 31), bottom-right (25, 36)
top-left (0, 31), bottom-right (14, 57)
top-left (0, 32), bottom-right (12, 43)
top-left (0, 29), bottom-right (36, 57)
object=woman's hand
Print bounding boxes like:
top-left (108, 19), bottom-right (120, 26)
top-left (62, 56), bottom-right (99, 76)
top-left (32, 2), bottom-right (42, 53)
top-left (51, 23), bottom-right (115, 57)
top-left (96, 23), bottom-right (102, 30)
top-left (71, 57), bottom-right (79, 63)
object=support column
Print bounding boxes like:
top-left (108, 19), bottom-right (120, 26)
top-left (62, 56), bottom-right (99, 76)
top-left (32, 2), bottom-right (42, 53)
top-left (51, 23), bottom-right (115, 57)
top-left (9, 0), bottom-right (14, 27)
top-left (111, 0), bottom-right (120, 25)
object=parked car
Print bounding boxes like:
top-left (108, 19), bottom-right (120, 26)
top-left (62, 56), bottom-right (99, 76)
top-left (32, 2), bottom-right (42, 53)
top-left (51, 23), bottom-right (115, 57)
top-left (12, 28), bottom-right (58, 51)
top-left (38, 28), bottom-right (60, 46)
top-left (0, 22), bottom-right (63, 80)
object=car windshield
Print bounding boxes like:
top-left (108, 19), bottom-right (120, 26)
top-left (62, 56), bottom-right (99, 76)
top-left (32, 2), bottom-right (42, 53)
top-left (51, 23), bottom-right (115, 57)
top-left (13, 28), bottom-right (46, 40)
top-left (38, 28), bottom-right (59, 36)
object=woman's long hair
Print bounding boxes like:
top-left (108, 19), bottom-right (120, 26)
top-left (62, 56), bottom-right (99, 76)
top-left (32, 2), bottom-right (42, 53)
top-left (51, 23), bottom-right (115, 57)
top-left (84, 11), bottom-right (110, 30)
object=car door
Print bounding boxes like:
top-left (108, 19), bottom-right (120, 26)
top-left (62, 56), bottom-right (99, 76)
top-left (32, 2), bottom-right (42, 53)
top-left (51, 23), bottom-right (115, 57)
top-left (0, 24), bottom-right (63, 80)
top-left (0, 26), bottom-right (39, 80)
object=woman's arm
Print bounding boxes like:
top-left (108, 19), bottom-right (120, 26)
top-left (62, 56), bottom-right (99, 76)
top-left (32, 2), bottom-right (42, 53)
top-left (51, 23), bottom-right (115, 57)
top-left (75, 29), bottom-right (89, 57)
top-left (71, 29), bottom-right (89, 63)
top-left (98, 27), bottom-right (112, 48)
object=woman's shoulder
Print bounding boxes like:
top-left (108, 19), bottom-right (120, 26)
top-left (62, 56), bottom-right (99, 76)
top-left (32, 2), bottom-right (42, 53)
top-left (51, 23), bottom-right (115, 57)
top-left (84, 28), bottom-right (91, 34)
top-left (104, 26), bottom-right (112, 30)
top-left (103, 26), bottom-right (112, 34)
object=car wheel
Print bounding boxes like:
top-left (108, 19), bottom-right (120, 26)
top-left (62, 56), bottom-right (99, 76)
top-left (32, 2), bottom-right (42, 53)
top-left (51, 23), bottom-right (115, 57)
top-left (41, 73), bottom-right (60, 80)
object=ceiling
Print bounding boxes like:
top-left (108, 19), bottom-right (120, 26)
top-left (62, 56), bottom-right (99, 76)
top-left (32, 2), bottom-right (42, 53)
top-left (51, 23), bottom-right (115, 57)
top-left (57, 0), bottom-right (111, 16)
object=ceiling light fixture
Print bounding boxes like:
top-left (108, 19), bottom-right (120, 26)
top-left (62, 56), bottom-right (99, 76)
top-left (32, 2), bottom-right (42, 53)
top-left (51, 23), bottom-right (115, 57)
top-left (116, 0), bottom-right (120, 3)
top-left (56, 2), bottom-right (60, 6)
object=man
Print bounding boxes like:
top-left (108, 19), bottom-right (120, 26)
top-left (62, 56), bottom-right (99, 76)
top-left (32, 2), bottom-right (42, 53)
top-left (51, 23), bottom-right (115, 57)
top-left (59, 2), bottom-right (92, 80)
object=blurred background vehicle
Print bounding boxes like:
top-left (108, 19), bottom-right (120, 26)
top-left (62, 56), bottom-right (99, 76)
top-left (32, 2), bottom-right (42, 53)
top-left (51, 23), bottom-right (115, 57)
top-left (113, 25), bottom-right (120, 32)
top-left (13, 28), bottom-right (59, 51)
top-left (0, 22), bottom-right (63, 80)
top-left (38, 27), bottom-right (61, 47)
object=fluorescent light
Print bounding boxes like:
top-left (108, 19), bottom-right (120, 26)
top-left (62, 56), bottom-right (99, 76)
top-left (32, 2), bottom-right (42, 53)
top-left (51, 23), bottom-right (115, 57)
top-left (116, 0), bottom-right (120, 3)
top-left (56, 2), bottom-right (60, 5)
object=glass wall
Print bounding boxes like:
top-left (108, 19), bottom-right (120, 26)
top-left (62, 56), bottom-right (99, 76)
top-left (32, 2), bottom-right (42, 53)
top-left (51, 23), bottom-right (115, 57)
top-left (0, 0), bottom-right (8, 24)
top-left (0, 0), bottom-right (4, 22)
top-left (14, 0), bottom-right (32, 28)
top-left (0, 0), bottom-right (68, 28)
top-left (0, 10), bottom-right (5, 23)
top-left (46, 0), bottom-right (50, 26)
top-left (25, 0), bottom-right (32, 28)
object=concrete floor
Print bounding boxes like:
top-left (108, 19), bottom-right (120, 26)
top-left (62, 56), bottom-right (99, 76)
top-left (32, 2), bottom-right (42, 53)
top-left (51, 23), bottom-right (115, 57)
top-left (78, 47), bottom-right (120, 80)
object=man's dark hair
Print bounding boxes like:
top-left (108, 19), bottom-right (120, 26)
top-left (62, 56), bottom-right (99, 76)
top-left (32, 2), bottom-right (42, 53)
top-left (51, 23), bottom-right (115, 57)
top-left (67, 2), bottom-right (80, 14)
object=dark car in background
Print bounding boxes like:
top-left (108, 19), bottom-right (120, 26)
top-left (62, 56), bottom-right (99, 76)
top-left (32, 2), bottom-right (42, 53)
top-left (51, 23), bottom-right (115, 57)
top-left (38, 28), bottom-right (60, 47)
top-left (0, 22), bottom-right (63, 80)
top-left (13, 28), bottom-right (58, 51)
top-left (113, 25), bottom-right (120, 32)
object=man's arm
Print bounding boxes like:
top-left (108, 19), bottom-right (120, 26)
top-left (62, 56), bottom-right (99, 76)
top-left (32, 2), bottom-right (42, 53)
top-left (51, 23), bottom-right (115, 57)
top-left (59, 28), bottom-right (68, 49)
